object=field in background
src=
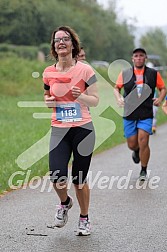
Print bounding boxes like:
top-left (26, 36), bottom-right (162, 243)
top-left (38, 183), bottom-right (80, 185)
top-left (0, 55), bottom-right (166, 193)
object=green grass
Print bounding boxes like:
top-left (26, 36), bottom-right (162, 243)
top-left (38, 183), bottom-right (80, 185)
top-left (0, 95), bottom-right (49, 192)
top-left (0, 55), bottom-right (167, 194)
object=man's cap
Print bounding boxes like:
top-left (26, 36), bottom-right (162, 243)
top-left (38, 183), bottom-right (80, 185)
top-left (133, 48), bottom-right (147, 54)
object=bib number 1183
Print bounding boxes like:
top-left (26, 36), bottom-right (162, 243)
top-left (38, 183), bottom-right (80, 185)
top-left (56, 103), bottom-right (82, 122)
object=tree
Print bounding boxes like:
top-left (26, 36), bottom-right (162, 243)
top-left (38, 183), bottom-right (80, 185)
top-left (140, 28), bottom-right (167, 65)
top-left (0, 0), bottom-right (46, 45)
top-left (0, 0), bottom-right (135, 61)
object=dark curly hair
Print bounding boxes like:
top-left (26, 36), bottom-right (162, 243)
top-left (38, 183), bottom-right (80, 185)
top-left (50, 26), bottom-right (80, 60)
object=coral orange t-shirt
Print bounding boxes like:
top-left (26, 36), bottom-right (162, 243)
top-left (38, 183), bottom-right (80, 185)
top-left (43, 61), bottom-right (97, 127)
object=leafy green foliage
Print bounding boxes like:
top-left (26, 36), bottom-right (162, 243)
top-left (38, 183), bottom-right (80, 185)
top-left (0, 43), bottom-right (39, 59)
top-left (0, 0), bottom-right (134, 61)
top-left (140, 28), bottom-right (167, 65)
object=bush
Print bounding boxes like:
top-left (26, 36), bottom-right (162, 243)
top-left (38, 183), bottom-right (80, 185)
top-left (0, 53), bottom-right (49, 96)
top-left (0, 43), bottom-right (38, 60)
top-left (39, 43), bottom-right (51, 57)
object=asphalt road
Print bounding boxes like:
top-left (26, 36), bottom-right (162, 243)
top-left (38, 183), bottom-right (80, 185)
top-left (0, 123), bottom-right (167, 252)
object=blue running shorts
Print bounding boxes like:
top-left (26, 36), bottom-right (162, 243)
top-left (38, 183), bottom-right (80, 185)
top-left (123, 118), bottom-right (153, 138)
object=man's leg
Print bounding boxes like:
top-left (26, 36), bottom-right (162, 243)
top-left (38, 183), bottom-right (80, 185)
top-left (127, 134), bottom-right (140, 164)
top-left (152, 106), bottom-right (158, 133)
top-left (127, 134), bottom-right (139, 151)
top-left (123, 119), bottom-right (139, 151)
top-left (138, 129), bottom-right (150, 168)
top-left (137, 119), bottom-right (153, 180)
top-left (123, 119), bottom-right (140, 163)
top-left (134, 129), bottom-right (150, 181)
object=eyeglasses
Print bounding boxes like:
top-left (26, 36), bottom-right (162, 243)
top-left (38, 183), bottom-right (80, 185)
top-left (53, 37), bottom-right (71, 43)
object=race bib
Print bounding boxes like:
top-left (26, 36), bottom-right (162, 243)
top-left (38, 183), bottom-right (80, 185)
top-left (56, 103), bottom-right (82, 122)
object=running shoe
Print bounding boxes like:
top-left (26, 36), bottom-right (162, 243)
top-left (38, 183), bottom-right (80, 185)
top-left (139, 170), bottom-right (147, 181)
top-left (76, 217), bottom-right (91, 236)
top-left (152, 127), bottom-right (156, 134)
top-left (132, 149), bottom-right (140, 164)
top-left (54, 197), bottom-right (73, 228)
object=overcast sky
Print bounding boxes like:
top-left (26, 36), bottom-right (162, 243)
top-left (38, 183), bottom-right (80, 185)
top-left (97, 0), bottom-right (167, 27)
